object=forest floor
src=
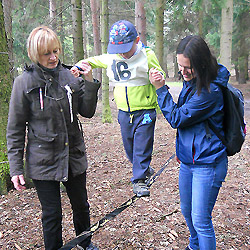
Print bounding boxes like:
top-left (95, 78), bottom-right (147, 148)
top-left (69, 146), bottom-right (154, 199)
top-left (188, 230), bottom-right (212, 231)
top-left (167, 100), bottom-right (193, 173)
top-left (0, 79), bottom-right (250, 250)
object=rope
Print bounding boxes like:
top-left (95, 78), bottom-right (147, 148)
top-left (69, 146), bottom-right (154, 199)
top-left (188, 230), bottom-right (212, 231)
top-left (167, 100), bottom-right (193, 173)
top-left (59, 153), bottom-right (175, 250)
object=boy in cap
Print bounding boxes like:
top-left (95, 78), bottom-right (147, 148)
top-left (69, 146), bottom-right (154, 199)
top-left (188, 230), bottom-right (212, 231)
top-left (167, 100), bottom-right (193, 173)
top-left (71, 20), bottom-right (165, 197)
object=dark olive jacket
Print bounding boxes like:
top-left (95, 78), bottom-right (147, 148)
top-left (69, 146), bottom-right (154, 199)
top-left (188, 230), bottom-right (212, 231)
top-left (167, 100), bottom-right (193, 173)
top-left (7, 62), bottom-right (100, 181)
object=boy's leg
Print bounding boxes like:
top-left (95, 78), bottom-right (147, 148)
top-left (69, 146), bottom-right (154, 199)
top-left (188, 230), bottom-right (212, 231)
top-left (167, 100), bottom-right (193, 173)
top-left (132, 109), bottom-right (156, 182)
top-left (118, 109), bottom-right (156, 182)
top-left (118, 109), bottom-right (156, 197)
top-left (118, 110), bottom-right (134, 163)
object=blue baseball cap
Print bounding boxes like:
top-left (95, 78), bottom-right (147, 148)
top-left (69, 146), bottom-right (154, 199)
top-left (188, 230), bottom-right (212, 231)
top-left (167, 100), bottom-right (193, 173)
top-left (107, 20), bottom-right (138, 54)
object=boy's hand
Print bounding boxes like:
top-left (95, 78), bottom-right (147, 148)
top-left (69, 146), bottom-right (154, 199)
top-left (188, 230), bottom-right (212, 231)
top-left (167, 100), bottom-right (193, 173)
top-left (71, 61), bottom-right (93, 82)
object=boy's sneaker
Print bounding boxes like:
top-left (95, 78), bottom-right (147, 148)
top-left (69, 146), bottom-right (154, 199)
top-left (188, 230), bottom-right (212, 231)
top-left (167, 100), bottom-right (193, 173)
top-left (77, 242), bottom-right (99, 250)
top-left (86, 243), bottom-right (99, 250)
top-left (133, 180), bottom-right (150, 197)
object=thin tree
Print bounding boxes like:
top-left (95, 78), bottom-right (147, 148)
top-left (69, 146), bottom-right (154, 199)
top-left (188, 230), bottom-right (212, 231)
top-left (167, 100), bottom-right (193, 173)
top-left (220, 0), bottom-right (233, 71)
top-left (49, 0), bottom-right (57, 31)
top-left (0, 0), bottom-right (12, 194)
top-left (2, 0), bottom-right (14, 79)
top-left (155, 0), bottom-right (164, 69)
top-left (82, 0), bottom-right (88, 58)
top-left (72, 0), bottom-right (84, 62)
top-left (237, 8), bottom-right (249, 84)
top-left (135, 0), bottom-right (147, 45)
top-left (101, 0), bottom-right (112, 123)
top-left (58, 0), bottom-right (65, 62)
top-left (197, 0), bottom-right (204, 37)
top-left (90, 0), bottom-right (102, 81)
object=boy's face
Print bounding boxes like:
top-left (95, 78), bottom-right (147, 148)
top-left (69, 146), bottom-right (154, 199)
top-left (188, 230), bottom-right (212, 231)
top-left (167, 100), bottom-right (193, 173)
top-left (119, 37), bottom-right (139, 59)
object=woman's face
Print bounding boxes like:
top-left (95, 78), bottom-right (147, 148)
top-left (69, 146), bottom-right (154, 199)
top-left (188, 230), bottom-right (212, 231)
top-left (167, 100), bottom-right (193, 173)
top-left (38, 48), bottom-right (59, 69)
top-left (177, 54), bottom-right (194, 81)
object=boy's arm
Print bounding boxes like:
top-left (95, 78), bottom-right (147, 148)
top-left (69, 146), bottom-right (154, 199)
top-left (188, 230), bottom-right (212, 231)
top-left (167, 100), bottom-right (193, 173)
top-left (76, 54), bottom-right (109, 69)
top-left (146, 48), bottom-right (166, 78)
top-left (71, 54), bottom-right (108, 78)
top-left (84, 55), bottom-right (108, 69)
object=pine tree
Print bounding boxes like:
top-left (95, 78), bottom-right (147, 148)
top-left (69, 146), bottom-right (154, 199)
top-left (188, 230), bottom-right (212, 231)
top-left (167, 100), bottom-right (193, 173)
top-left (0, 0), bottom-right (12, 194)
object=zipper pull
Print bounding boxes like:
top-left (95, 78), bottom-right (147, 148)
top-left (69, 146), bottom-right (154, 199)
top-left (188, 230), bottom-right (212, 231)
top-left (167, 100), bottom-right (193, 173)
top-left (129, 114), bottom-right (134, 124)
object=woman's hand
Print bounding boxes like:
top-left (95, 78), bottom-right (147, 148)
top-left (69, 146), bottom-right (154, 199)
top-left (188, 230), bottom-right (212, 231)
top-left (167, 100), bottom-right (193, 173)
top-left (11, 175), bottom-right (26, 191)
top-left (71, 61), bottom-right (94, 82)
top-left (149, 68), bottom-right (165, 90)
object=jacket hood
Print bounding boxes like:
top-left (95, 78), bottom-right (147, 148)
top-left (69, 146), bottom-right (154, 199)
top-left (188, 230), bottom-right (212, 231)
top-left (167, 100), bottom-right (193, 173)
top-left (212, 64), bottom-right (230, 88)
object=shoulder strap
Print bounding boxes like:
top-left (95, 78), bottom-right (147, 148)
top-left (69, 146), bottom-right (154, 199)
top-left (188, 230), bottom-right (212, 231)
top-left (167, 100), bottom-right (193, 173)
top-left (206, 117), bottom-right (227, 145)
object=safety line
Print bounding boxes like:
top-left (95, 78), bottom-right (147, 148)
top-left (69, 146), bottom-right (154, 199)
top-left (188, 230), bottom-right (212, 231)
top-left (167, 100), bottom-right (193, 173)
top-left (60, 153), bottom-right (175, 250)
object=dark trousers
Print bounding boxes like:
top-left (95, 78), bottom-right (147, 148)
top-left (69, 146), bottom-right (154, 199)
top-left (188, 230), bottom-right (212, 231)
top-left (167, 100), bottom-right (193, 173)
top-left (118, 109), bottom-right (156, 183)
top-left (33, 171), bottom-right (91, 250)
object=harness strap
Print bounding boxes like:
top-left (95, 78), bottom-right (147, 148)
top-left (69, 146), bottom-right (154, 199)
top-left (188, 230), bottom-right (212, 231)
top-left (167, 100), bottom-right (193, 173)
top-left (59, 154), bottom-right (175, 250)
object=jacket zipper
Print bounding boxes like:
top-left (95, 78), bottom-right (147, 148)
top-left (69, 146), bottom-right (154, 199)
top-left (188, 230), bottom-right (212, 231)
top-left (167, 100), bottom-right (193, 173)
top-left (125, 87), bottom-right (134, 124)
top-left (125, 86), bottom-right (131, 113)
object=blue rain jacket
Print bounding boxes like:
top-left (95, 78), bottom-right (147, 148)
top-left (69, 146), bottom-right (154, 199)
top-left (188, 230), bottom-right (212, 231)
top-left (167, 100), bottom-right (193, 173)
top-left (156, 65), bottom-right (229, 165)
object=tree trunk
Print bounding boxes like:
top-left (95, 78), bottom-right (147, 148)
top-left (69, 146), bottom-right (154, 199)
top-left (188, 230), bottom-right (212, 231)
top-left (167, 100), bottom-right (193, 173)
top-left (71, 0), bottom-right (84, 62)
top-left (58, 0), bottom-right (65, 62)
top-left (0, 0), bottom-right (12, 194)
top-left (220, 0), bottom-right (233, 72)
top-left (81, 0), bottom-right (87, 58)
top-left (101, 0), bottom-right (112, 123)
top-left (90, 0), bottom-right (102, 81)
top-left (155, 0), bottom-right (164, 68)
top-left (2, 0), bottom-right (14, 79)
top-left (135, 0), bottom-right (146, 45)
top-left (49, 0), bottom-right (57, 31)
top-left (238, 9), bottom-right (249, 84)
top-left (198, 1), bottom-right (204, 37)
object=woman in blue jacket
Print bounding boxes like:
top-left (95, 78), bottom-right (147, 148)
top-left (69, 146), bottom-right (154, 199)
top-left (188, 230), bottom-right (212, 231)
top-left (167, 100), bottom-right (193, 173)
top-left (149, 35), bottom-right (229, 250)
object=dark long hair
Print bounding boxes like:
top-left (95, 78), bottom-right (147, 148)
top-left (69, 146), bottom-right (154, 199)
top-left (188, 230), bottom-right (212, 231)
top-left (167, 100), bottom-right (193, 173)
top-left (176, 35), bottom-right (219, 94)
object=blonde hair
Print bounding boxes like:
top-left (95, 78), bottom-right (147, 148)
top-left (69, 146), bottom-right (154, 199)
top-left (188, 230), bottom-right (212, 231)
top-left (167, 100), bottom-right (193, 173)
top-left (27, 26), bottom-right (62, 63)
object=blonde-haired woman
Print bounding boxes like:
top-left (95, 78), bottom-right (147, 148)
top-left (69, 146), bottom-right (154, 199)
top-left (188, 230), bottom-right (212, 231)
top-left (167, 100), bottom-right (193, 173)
top-left (7, 26), bottom-right (100, 250)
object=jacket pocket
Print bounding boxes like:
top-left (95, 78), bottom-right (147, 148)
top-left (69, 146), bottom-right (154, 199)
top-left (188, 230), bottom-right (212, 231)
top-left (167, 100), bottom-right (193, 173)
top-left (69, 142), bottom-right (86, 159)
top-left (26, 133), bottom-right (56, 166)
top-left (28, 87), bottom-right (53, 119)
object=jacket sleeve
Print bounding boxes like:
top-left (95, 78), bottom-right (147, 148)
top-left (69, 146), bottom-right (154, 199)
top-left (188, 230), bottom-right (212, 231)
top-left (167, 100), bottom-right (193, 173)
top-left (77, 78), bottom-right (101, 118)
top-left (84, 54), bottom-right (108, 69)
top-left (156, 84), bottom-right (224, 129)
top-left (6, 76), bottom-right (30, 177)
top-left (146, 48), bottom-right (166, 78)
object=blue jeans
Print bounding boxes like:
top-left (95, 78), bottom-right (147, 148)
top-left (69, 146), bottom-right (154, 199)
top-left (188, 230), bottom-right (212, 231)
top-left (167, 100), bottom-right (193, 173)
top-left (179, 158), bottom-right (228, 250)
